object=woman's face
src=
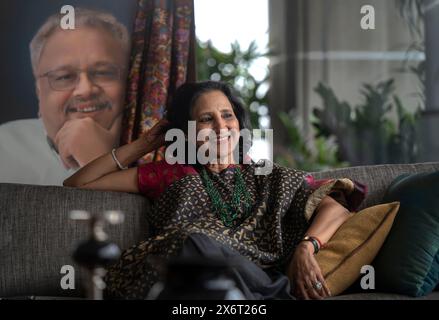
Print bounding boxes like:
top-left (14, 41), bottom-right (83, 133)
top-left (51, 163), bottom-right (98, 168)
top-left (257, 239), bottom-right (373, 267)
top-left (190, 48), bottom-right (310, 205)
top-left (191, 90), bottom-right (240, 162)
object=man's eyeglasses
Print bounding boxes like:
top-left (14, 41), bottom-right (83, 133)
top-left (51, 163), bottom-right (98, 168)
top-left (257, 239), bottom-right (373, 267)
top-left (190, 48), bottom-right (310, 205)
top-left (39, 64), bottom-right (123, 91)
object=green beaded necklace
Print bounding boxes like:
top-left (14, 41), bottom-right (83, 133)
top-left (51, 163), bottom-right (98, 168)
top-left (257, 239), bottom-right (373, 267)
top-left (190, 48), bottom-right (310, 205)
top-left (200, 166), bottom-right (252, 228)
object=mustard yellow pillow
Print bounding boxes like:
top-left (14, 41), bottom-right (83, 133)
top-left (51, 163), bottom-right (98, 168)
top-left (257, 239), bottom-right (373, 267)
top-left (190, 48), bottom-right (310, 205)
top-left (315, 202), bottom-right (400, 296)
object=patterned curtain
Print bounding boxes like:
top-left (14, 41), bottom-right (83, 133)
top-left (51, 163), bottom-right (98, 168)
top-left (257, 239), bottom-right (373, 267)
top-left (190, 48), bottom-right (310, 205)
top-left (121, 0), bottom-right (196, 163)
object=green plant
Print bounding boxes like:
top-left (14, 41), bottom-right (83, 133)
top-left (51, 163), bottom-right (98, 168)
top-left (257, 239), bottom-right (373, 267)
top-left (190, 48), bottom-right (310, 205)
top-left (388, 95), bottom-right (420, 163)
top-left (275, 111), bottom-right (348, 171)
top-left (312, 80), bottom-right (421, 165)
top-left (196, 39), bottom-right (269, 129)
top-left (311, 1), bottom-right (425, 166)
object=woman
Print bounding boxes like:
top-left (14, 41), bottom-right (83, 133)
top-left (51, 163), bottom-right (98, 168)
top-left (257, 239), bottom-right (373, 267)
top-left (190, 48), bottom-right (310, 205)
top-left (64, 81), bottom-right (365, 300)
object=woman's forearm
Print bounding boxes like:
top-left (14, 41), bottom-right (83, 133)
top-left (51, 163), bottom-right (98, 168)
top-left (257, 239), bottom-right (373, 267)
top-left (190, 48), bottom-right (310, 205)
top-left (304, 195), bottom-right (351, 247)
top-left (63, 136), bottom-right (158, 187)
top-left (288, 195), bottom-right (348, 299)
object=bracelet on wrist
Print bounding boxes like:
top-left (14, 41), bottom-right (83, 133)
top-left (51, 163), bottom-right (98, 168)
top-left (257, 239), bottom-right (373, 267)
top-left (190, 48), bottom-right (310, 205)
top-left (301, 235), bottom-right (323, 254)
top-left (111, 148), bottom-right (128, 170)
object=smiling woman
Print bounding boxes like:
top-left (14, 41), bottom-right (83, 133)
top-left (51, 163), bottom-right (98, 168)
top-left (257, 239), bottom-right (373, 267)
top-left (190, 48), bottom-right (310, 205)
top-left (63, 80), bottom-right (366, 300)
top-left (194, 0), bottom-right (271, 161)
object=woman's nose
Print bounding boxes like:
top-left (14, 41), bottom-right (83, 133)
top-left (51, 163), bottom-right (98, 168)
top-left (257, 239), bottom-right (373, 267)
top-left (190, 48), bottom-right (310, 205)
top-left (213, 117), bottom-right (227, 132)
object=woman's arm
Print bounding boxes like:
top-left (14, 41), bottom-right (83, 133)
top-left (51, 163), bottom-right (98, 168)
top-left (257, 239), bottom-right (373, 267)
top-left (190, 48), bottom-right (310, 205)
top-left (303, 195), bottom-right (351, 245)
top-left (66, 166), bottom-right (140, 193)
top-left (63, 119), bottom-right (169, 191)
top-left (288, 195), bottom-right (351, 300)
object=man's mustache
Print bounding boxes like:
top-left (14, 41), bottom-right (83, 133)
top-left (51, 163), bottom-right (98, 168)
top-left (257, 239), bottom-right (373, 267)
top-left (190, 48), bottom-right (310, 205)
top-left (64, 99), bottom-right (112, 114)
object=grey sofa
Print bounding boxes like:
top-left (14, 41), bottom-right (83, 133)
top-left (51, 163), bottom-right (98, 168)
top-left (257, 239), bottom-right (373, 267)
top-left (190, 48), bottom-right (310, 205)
top-left (1, 161), bottom-right (439, 300)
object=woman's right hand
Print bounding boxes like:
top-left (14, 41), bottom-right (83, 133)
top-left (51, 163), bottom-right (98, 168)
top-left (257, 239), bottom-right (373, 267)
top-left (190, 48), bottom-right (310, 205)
top-left (287, 241), bottom-right (331, 300)
top-left (141, 118), bottom-right (171, 149)
top-left (64, 118), bottom-right (172, 191)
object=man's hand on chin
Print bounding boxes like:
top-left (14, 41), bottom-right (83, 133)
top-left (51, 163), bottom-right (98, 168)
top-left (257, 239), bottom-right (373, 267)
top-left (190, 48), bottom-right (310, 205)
top-left (54, 116), bottom-right (121, 169)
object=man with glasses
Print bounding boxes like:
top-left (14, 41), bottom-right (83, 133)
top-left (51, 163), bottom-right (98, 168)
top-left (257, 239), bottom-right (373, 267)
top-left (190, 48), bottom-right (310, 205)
top-left (0, 8), bottom-right (130, 185)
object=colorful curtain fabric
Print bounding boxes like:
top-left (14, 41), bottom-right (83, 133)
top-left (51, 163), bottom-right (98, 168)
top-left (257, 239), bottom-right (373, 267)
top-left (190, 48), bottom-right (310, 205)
top-left (121, 0), bottom-right (196, 163)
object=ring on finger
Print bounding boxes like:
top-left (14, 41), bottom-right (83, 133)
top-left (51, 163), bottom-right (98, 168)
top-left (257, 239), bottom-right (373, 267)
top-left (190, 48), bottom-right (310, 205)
top-left (313, 281), bottom-right (323, 291)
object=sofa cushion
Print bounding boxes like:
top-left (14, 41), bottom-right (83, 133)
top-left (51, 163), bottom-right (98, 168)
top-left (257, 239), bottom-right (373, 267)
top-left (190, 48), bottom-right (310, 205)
top-left (312, 162), bottom-right (439, 210)
top-left (0, 183), bottom-right (151, 298)
top-left (315, 202), bottom-right (399, 296)
top-left (373, 171), bottom-right (439, 297)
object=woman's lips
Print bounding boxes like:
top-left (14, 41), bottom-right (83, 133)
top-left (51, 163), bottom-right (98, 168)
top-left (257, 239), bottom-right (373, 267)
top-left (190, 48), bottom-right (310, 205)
top-left (216, 135), bottom-right (231, 143)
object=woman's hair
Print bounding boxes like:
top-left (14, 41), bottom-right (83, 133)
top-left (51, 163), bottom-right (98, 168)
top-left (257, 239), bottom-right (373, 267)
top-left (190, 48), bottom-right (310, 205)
top-left (166, 81), bottom-right (252, 164)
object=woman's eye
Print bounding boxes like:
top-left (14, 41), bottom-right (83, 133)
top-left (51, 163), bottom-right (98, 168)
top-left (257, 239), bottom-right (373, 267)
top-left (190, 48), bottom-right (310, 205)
top-left (199, 116), bottom-right (212, 122)
top-left (223, 113), bottom-right (233, 119)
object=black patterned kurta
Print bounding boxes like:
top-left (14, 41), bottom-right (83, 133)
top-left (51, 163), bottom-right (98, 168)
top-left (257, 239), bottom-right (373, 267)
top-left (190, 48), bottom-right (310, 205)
top-left (105, 160), bottom-right (365, 299)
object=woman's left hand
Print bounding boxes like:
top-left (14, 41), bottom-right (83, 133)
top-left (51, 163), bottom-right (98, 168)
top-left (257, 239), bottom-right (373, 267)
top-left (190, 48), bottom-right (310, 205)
top-left (286, 241), bottom-right (331, 300)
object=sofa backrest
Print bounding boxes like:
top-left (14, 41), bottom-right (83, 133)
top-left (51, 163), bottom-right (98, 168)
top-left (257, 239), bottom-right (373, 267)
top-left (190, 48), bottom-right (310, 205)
top-left (312, 162), bottom-right (439, 210)
top-left (0, 183), bottom-right (150, 298)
